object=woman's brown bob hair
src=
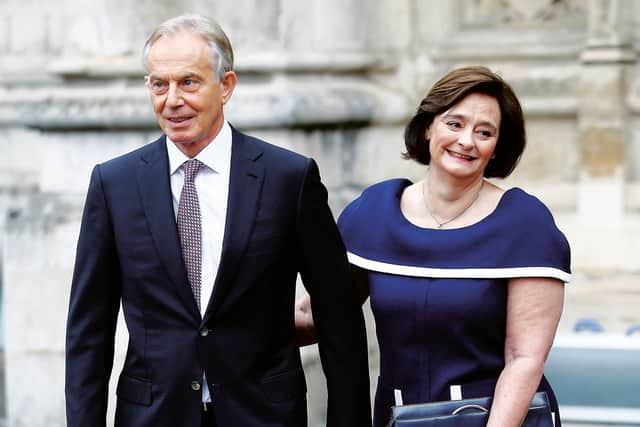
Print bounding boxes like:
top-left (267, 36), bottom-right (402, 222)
top-left (404, 66), bottom-right (525, 178)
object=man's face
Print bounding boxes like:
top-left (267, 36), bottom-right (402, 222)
top-left (146, 30), bottom-right (236, 157)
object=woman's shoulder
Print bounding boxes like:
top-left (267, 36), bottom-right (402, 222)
top-left (501, 187), bottom-right (559, 226)
top-left (498, 187), bottom-right (572, 280)
top-left (337, 178), bottom-right (411, 256)
top-left (338, 178), bottom-right (411, 224)
top-left (361, 178), bottom-right (412, 199)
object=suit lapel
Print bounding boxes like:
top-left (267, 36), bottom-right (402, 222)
top-left (203, 128), bottom-right (264, 324)
top-left (137, 137), bottom-right (200, 320)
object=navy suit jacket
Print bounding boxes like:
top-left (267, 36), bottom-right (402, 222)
top-left (65, 128), bottom-right (371, 427)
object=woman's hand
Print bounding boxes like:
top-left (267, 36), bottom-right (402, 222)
top-left (294, 266), bottom-right (370, 347)
top-left (295, 293), bottom-right (317, 346)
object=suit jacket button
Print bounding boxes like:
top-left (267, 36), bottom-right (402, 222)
top-left (200, 328), bottom-right (209, 337)
top-left (191, 380), bottom-right (201, 391)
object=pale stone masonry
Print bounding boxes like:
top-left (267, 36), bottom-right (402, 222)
top-left (2, 1), bottom-right (640, 426)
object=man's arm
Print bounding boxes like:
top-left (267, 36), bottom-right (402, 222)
top-left (295, 159), bottom-right (371, 427)
top-left (296, 266), bottom-right (370, 346)
top-left (65, 165), bottom-right (122, 427)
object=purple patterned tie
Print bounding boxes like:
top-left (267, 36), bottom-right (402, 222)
top-left (177, 159), bottom-right (203, 311)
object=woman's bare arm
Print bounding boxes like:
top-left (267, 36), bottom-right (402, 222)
top-left (487, 277), bottom-right (564, 427)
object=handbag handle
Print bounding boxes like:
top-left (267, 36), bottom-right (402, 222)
top-left (451, 404), bottom-right (489, 415)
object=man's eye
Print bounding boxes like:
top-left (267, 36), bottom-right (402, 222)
top-left (182, 79), bottom-right (199, 90)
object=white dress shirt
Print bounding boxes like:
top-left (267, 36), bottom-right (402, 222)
top-left (166, 121), bottom-right (232, 402)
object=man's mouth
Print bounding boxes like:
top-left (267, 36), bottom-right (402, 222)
top-left (167, 116), bottom-right (193, 123)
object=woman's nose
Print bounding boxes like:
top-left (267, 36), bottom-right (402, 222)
top-left (457, 129), bottom-right (474, 149)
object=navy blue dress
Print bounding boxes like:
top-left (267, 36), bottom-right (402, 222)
top-left (337, 179), bottom-right (571, 427)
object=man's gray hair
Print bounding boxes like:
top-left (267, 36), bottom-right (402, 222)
top-left (142, 14), bottom-right (234, 82)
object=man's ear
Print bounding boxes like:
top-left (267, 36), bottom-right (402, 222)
top-left (220, 71), bottom-right (237, 105)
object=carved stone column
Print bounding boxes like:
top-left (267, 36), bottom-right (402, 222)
top-left (577, 0), bottom-right (635, 222)
top-left (3, 194), bottom-right (82, 427)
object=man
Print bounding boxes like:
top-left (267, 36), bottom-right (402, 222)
top-left (65, 14), bottom-right (371, 427)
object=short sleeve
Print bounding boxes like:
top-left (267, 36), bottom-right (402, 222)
top-left (500, 189), bottom-right (571, 282)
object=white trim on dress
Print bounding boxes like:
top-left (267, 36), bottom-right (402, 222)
top-left (347, 252), bottom-right (571, 283)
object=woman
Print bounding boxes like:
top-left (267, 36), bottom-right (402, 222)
top-left (296, 66), bottom-right (571, 427)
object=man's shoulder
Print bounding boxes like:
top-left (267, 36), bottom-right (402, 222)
top-left (90, 136), bottom-right (165, 186)
top-left (233, 128), bottom-right (309, 167)
top-left (99, 136), bottom-right (165, 170)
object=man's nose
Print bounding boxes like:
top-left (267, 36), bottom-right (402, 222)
top-left (166, 82), bottom-right (184, 107)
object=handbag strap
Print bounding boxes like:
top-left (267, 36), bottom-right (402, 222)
top-left (451, 404), bottom-right (489, 415)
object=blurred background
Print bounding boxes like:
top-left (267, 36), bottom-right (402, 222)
top-left (1, 0), bottom-right (639, 426)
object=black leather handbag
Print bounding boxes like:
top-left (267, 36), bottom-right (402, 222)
top-left (386, 391), bottom-right (554, 427)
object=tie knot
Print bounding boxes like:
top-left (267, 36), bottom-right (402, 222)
top-left (182, 159), bottom-right (203, 183)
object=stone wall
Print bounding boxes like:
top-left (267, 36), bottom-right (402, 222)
top-left (1, 1), bottom-right (639, 426)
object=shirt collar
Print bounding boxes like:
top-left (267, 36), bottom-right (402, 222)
top-left (166, 121), bottom-right (232, 175)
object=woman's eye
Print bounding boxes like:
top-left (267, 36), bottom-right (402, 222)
top-left (478, 130), bottom-right (494, 138)
top-left (446, 121), bottom-right (461, 128)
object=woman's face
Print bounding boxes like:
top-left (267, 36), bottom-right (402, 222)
top-left (426, 92), bottom-right (501, 181)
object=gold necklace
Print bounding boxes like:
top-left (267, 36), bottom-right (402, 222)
top-left (421, 180), bottom-right (483, 229)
